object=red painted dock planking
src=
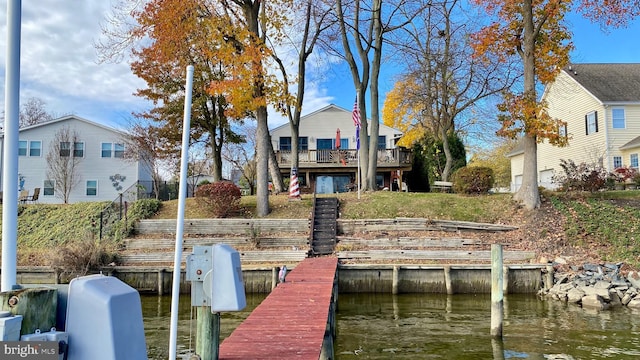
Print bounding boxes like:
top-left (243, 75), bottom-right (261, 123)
top-left (219, 257), bottom-right (338, 360)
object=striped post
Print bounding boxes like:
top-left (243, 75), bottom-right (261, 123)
top-left (289, 167), bottom-right (301, 200)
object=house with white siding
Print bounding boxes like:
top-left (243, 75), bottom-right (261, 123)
top-left (1, 115), bottom-right (153, 204)
top-left (270, 104), bottom-right (412, 193)
top-left (509, 63), bottom-right (640, 191)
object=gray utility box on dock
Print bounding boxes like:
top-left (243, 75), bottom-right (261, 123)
top-left (187, 244), bottom-right (246, 312)
top-left (65, 274), bottom-right (147, 360)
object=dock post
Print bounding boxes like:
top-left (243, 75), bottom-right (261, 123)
top-left (272, 267), bottom-right (279, 290)
top-left (158, 269), bottom-right (165, 295)
top-left (392, 266), bottom-right (399, 295)
top-left (196, 307), bottom-right (220, 360)
top-left (503, 265), bottom-right (509, 295)
top-left (545, 264), bottom-right (554, 290)
top-left (443, 266), bottom-right (453, 295)
top-left (491, 244), bottom-right (503, 338)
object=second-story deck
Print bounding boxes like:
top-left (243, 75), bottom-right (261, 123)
top-left (275, 148), bottom-right (412, 170)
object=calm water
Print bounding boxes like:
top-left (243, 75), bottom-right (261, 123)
top-left (142, 293), bottom-right (640, 359)
top-left (141, 293), bottom-right (267, 359)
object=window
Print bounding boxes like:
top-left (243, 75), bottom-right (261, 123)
top-left (18, 141), bottom-right (27, 156)
top-left (613, 156), bottom-right (623, 169)
top-left (612, 108), bottom-right (625, 129)
top-left (279, 137), bottom-right (291, 151)
top-left (102, 142), bottom-right (124, 158)
top-left (298, 137), bottom-right (308, 151)
top-left (44, 180), bottom-right (55, 196)
top-left (631, 154), bottom-right (639, 169)
top-left (60, 142), bottom-right (71, 157)
top-left (279, 137), bottom-right (308, 151)
top-left (114, 143), bottom-right (125, 158)
top-left (86, 180), bottom-right (97, 196)
top-left (585, 111), bottom-right (598, 135)
top-left (102, 143), bottom-right (112, 157)
top-left (378, 136), bottom-right (387, 150)
top-left (74, 142), bottom-right (85, 157)
top-left (29, 141), bottom-right (41, 157)
top-left (559, 123), bottom-right (568, 138)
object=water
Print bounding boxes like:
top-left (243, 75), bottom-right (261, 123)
top-left (141, 293), bottom-right (267, 359)
top-left (335, 293), bottom-right (640, 360)
top-left (141, 293), bottom-right (640, 359)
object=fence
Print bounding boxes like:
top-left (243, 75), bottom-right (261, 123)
top-left (98, 182), bottom-right (144, 240)
top-left (135, 180), bottom-right (185, 201)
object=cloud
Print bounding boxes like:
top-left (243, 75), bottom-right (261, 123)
top-left (0, 0), bottom-right (149, 126)
top-left (0, 1), bottom-right (339, 130)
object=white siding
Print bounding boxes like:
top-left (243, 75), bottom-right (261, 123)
top-left (509, 153), bottom-right (524, 192)
top-left (270, 105), bottom-right (401, 150)
top-left (538, 71), bottom-right (608, 179)
top-left (2, 116), bottom-right (150, 204)
top-left (516, 69), bottom-right (640, 191)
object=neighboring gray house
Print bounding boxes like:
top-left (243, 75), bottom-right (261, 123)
top-left (0, 115), bottom-right (153, 204)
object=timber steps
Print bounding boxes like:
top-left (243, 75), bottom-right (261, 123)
top-left (310, 197), bottom-right (338, 256)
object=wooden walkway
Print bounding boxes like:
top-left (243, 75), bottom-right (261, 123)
top-left (219, 257), bottom-right (338, 360)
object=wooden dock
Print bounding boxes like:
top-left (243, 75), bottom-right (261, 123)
top-left (219, 257), bottom-right (338, 360)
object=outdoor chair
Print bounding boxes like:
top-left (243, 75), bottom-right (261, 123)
top-left (26, 187), bottom-right (40, 203)
top-left (18, 189), bottom-right (29, 203)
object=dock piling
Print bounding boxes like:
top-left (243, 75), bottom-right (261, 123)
top-left (490, 244), bottom-right (504, 338)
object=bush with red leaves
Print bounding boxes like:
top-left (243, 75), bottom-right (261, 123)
top-left (195, 181), bottom-right (242, 218)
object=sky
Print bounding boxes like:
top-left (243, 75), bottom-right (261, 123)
top-left (1, 1), bottom-right (640, 132)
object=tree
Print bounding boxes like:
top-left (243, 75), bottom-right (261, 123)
top-left (223, 124), bottom-right (258, 195)
top-left (99, 0), bottom-right (247, 185)
top-left (1, 97), bottom-right (55, 128)
top-left (121, 121), bottom-right (174, 200)
top-left (271, 0), bottom-right (332, 191)
top-left (211, 0), bottom-right (295, 216)
top-left (46, 126), bottom-right (82, 203)
top-left (468, 139), bottom-right (517, 190)
top-left (322, 0), bottom-right (418, 191)
top-left (383, 0), bottom-right (515, 181)
top-left (472, 0), bottom-right (639, 209)
top-left (20, 97), bottom-right (55, 127)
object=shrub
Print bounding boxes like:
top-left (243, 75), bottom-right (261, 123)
top-left (50, 238), bottom-right (120, 279)
top-left (552, 159), bottom-right (608, 192)
top-left (612, 166), bottom-right (637, 184)
top-left (102, 198), bottom-right (162, 241)
top-left (451, 166), bottom-right (494, 194)
top-left (195, 181), bottom-right (242, 218)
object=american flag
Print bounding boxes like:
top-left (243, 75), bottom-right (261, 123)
top-left (352, 98), bottom-right (361, 128)
top-left (352, 98), bottom-right (361, 150)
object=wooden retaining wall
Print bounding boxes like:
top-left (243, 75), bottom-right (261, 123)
top-left (337, 218), bottom-right (518, 234)
top-left (135, 219), bottom-right (310, 235)
top-left (134, 218), bottom-right (516, 236)
top-left (9, 264), bottom-right (544, 295)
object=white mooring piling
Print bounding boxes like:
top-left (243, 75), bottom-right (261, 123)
top-left (491, 244), bottom-right (504, 338)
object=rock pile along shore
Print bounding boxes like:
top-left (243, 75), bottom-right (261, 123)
top-left (539, 263), bottom-right (640, 310)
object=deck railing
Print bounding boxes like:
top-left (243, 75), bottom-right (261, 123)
top-left (275, 148), bottom-right (412, 168)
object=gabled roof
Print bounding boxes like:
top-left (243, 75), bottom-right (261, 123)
top-left (3, 115), bottom-right (126, 136)
top-left (563, 63), bottom-right (640, 103)
top-left (620, 135), bottom-right (640, 150)
top-left (270, 103), bottom-right (403, 135)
